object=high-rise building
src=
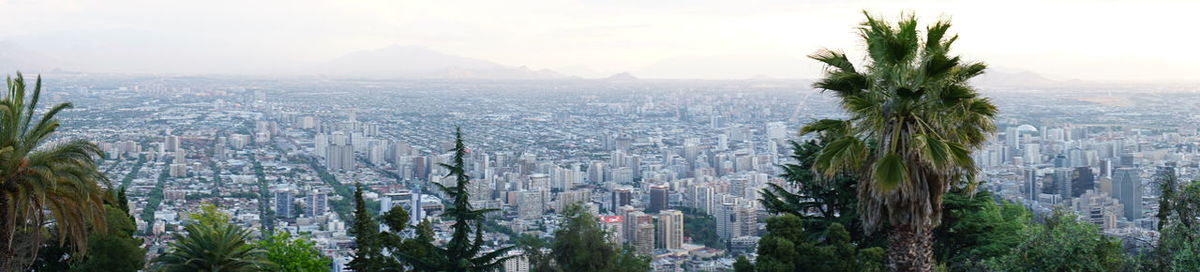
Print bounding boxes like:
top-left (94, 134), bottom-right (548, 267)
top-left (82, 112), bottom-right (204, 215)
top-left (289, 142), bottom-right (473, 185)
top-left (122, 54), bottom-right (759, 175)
top-left (634, 217), bottom-right (655, 256)
top-left (1054, 167), bottom-right (1073, 199)
top-left (306, 190), bottom-right (328, 217)
top-left (649, 185), bottom-right (669, 213)
top-left (612, 188), bottom-right (633, 212)
top-left (326, 143), bottom-right (355, 171)
top-left (274, 189), bottom-right (294, 219)
top-left (164, 135), bottom-right (181, 152)
top-left (619, 206), bottom-right (641, 243)
top-left (1072, 190), bottom-right (1122, 230)
top-left (657, 210), bottom-right (684, 249)
top-left (1112, 168), bottom-right (1142, 220)
top-left (1023, 167), bottom-right (1039, 204)
top-left (1071, 167), bottom-right (1096, 198)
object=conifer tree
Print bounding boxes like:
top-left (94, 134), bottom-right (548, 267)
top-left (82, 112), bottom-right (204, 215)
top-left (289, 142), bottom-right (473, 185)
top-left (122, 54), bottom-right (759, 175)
top-left (348, 183), bottom-right (387, 272)
top-left (403, 127), bottom-right (514, 272)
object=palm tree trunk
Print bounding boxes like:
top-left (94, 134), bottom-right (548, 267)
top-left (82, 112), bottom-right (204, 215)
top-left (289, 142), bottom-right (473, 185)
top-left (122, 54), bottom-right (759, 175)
top-left (0, 199), bottom-right (13, 271)
top-left (886, 224), bottom-right (933, 272)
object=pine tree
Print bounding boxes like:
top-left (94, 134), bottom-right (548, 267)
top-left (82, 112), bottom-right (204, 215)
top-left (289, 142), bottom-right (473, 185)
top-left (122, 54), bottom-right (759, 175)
top-left (403, 127), bottom-right (514, 272)
top-left (348, 183), bottom-right (387, 272)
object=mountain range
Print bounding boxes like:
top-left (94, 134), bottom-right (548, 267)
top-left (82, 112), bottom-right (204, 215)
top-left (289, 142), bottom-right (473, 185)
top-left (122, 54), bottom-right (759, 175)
top-left (0, 42), bottom-right (1072, 85)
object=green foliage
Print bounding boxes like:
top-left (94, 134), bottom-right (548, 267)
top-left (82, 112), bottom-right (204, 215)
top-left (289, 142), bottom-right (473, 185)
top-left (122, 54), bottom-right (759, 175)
top-left (31, 197), bottom-right (147, 272)
top-left (548, 204), bottom-right (649, 272)
top-left (733, 256), bottom-right (755, 272)
top-left (514, 234), bottom-right (556, 272)
top-left (71, 206), bottom-right (147, 272)
top-left (933, 190), bottom-right (1030, 270)
top-left (984, 210), bottom-right (1126, 272)
top-left (402, 127), bottom-right (515, 271)
top-left (141, 166), bottom-right (170, 233)
top-left (612, 245), bottom-right (651, 272)
top-left (257, 232), bottom-right (331, 272)
top-left (347, 183), bottom-right (390, 272)
top-left (153, 208), bottom-right (272, 272)
top-left (761, 139), bottom-right (866, 243)
top-left (753, 214), bottom-right (884, 272)
top-left (399, 220), bottom-right (439, 271)
top-left (801, 13), bottom-right (997, 270)
top-left (190, 204), bottom-right (232, 226)
top-left (676, 207), bottom-right (724, 249)
top-left (0, 73), bottom-right (110, 270)
top-left (1155, 176), bottom-right (1200, 271)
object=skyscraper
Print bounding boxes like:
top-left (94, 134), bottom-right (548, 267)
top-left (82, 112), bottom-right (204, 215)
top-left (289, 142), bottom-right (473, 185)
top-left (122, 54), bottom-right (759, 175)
top-left (1023, 167), bottom-right (1039, 203)
top-left (1071, 167), bottom-right (1096, 198)
top-left (274, 188), bottom-right (294, 219)
top-left (1112, 168), bottom-right (1142, 220)
top-left (657, 209), bottom-right (684, 249)
top-left (649, 185), bottom-right (669, 213)
top-left (612, 187), bottom-right (633, 212)
top-left (306, 190), bottom-right (328, 217)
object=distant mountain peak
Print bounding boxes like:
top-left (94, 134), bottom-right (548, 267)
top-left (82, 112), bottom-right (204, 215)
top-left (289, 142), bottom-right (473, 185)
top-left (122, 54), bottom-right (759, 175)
top-left (317, 44), bottom-right (567, 79)
top-left (605, 72), bottom-right (638, 80)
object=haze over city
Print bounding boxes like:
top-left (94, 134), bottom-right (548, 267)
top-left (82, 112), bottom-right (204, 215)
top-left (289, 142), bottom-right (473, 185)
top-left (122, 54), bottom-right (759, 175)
top-left (0, 1), bottom-right (1198, 272)
top-left (2, 0), bottom-right (1198, 82)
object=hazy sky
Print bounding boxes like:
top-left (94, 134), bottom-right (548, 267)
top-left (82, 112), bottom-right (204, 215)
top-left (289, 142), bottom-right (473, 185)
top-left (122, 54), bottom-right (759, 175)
top-left (1, 0), bottom-right (1197, 81)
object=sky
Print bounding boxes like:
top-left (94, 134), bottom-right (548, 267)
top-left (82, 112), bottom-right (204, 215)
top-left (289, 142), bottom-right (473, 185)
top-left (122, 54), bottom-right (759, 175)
top-left (0, 0), bottom-right (1197, 82)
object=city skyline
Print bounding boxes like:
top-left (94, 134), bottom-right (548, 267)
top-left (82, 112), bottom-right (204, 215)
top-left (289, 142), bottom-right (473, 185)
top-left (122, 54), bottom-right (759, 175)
top-left (2, 0), bottom-right (1199, 83)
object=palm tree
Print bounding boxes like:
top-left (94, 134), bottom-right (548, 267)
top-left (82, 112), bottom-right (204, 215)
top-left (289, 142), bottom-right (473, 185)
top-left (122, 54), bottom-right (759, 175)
top-left (153, 218), bottom-right (272, 272)
top-left (800, 13), bottom-right (997, 271)
top-left (0, 73), bottom-right (109, 270)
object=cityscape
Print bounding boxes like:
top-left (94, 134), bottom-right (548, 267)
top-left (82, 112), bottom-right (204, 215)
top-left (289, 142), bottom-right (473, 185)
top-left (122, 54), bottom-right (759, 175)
top-left (41, 74), bottom-right (1200, 271)
top-left (2, 1), bottom-right (1200, 271)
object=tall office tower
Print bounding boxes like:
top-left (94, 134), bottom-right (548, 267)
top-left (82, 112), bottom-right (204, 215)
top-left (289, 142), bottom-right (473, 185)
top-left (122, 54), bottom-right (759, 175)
top-left (587, 161), bottom-right (605, 183)
top-left (528, 174), bottom-right (550, 192)
top-left (693, 185), bottom-right (715, 215)
top-left (715, 198), bottom-right (737, 241)
top-left (517, 191), bottom-right (546, 219)
top-left (634, 221), bottom-right (656, 256)
top-left (612, 188), bottom-right (633, 211)
top-left (368, 143), bottom-right (387, 166)
top-left (164, 135), bottom-right (181, 152)
top-left (620, 208), bottom-right (643, 243)
top-left (1005, 127), bottom-right (1020, 149)
top-left (1071, 167), bottom-right (1096, 198)
top-left (306, 190), bottom-right (328, 217)
top-left (1100, 159), bottom-right (1113, 179)
top-left (1023, 143), bottom-right (1041, 164)
top-left (326, 144), bottom-right (355, 171)
top-left (1068, 148), bottom-right (1087, 167)
top-left (1072, 190), bottom-right (1122, 230)
top-left (649, 185), bottom-right (669, 213)
top-left (1112, 168), bottom-right (1142, 220)
top-left (656, 210), bottom-right (684, 249)
top-left (1023, 167), bottom-right (1039, 203)
top-left (735, 202), bottom-right (757, 238)
top-left (331, 131), bottom-right (349, 146)
top-left (1052, 168), bottom-right (1073, 199)
top-left (274, 188), bottom-right (294, 219)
